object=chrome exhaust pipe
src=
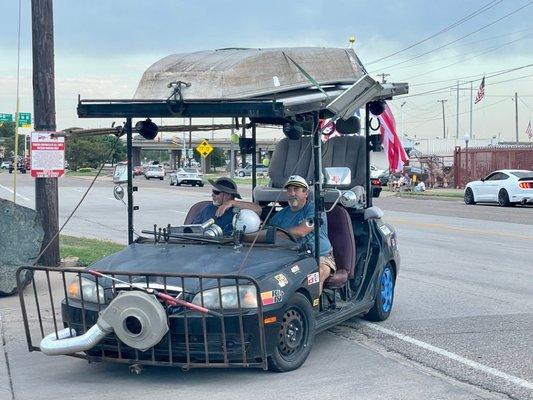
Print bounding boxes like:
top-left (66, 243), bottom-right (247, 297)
top-left (40, 323), bottom-right (112, 356)
top-left (39, 291), bottom-right (168, 356)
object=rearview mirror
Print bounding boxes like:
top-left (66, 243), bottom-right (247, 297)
top-left (324, 167), bottom-right (351, 186)
top-left (113, 185), bottom-right (125, 201)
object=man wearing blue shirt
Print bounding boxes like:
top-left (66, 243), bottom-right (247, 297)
top-left (192, 177), bottom-right (261, 235)
top-left (269, 175), bottom-right (336, 294)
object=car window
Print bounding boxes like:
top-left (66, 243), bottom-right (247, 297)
top-left (484, 173), bottom-right (497, 181)
top-left (510, 171), bottom-right (533, 178)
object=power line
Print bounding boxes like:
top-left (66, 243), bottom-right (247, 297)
top-left (397, 65), bottom-right (533, 99)
top-left (369, 2), bottom-right (532, 73)
top-left (366, 0), bottom-right (504, 66)
top-left (402, 33), bottom-right (533, 80)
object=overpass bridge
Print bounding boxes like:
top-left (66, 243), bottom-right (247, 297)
top-left (132, 137), bottom-right (280, 169)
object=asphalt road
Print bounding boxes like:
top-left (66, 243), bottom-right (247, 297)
top-left (0, 172), bottom-right (532, 399)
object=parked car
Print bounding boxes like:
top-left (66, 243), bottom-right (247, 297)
top-left (144, 165), bottom-right (165, 180)
top-left (169, 168), bottom-right (204, 187)
top-left (1, 161), bottom-right (10, 169)
top-left (370, 165), bottom-right (385, 179)
top-left (464, 169), bottom-right (533, 207)
top-left (237, 164), bottom-right (269, 177)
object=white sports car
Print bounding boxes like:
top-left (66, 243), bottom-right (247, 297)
top-left (464, 169), bottom-right (533, 207)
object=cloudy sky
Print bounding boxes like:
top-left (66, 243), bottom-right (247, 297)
top-left (0, 0), bottom-right (531, 141)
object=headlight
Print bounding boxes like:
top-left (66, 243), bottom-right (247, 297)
top-left (192, 285), bottom-right (258, 309)
top-left (67, 277), bottom-right (105, 304)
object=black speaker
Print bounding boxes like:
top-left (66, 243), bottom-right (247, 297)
top-left (136, 118), bottom-right (159, 140)
top-left (336, 116), bottom-right (361, 135)
top-left (239, 137), bottom-right (255, 154)
top-left (369, 100), bottom-right (386, 116)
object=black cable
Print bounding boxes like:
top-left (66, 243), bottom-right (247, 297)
top-left (370, 2), bottom-right (531, 73)
top-left (33, 135), bottom-right (121, 265)
top-left (366, 0), bottom-right (504, 66)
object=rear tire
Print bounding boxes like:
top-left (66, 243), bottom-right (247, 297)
top-left (464, 188), bottom-right (476, 205)
top-left (199, 182), bottom-right (204, 187)
top-left (239, 171), bottom-right (245, 177)
top-left (365, 264), bottom-right (395, 322)
top-left (498, 189), bottom-right (510, 207)
top-left (268, 293), bottom-right (315, 372)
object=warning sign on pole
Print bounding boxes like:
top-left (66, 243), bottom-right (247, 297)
top-left (30, 131), bottom-right (65, 178)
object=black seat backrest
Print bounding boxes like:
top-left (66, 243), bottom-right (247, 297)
top-left (268, 135), bottom-right (367, 189)
top-left (326, 206), bottom-right (356, 278)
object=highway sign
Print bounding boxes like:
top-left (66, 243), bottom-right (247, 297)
top-left (195, 140), bottom-right (214, 158)
top-left (0, 113), bottom-right (13, 123)
top-left (17, 112), bottom-right (32, 128)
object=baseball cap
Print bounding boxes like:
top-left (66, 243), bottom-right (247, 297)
top-left (284, 175), bottom-right (309, 190)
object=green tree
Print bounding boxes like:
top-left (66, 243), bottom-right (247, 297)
top-left (66, 135), bottom-right (126, 171)
top-left (0, 122), bottom-right (25, 159)
top-left (208, 147), bottom-right (226, 172)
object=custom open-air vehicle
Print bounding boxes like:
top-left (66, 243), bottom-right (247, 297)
top-left (18, 47), bottom-right (407, 372)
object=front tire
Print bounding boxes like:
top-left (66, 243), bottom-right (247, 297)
top-left (498, 189), bottom-right (511, 207)
top-left (268, 293), bottom-right (315, 372)
top-left (238, 171), bottom-right (245, 177)
top-left (365, 264), bottom-right (395, 322)
top-left (464, 188), bottom-right (476, 205)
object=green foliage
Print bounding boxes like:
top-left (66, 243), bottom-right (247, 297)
top-left (208, 147), bottom-right (226, 171)
top-left (0, 122), bottom-right (25, 158)
top-left (60, 235), bottom-right (125, 266)
top-left (77, 167), bottom-right (93, 173)
top-left (66, 135), bottom-right (126, 171)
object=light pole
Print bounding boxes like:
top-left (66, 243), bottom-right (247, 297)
top-left (400, 101), bottom-right (406, 136)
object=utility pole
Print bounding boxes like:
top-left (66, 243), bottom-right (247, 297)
top-left (456, 81), bottom-right (460, 139)
top-left (469, 81), bottom-right (473, 140)
top-left (32, 0), bottom-right (59, 267)
top-left (377, 73), bottom-right (389, 84)
top-left (515, 92), bottom-right (519, 143)
top-left (437, 99), bottom-right (447, 139)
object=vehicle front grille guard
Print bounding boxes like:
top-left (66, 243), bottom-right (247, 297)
top-left (17, 266), bottom-right (268, 370)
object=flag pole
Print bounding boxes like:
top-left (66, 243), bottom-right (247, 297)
top-left (13, 0), bottom-right (22, 203)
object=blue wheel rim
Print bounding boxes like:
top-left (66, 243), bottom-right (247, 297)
top-left (380, 267), bottom-right (393, 313)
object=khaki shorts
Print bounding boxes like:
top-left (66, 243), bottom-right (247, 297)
top-left (320, 252), bottom-right (337, 274)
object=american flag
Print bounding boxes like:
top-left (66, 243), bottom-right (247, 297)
top-left (377, 103), bottom-right (409, 172)
top-left (474, 76), bottom-right (485, 104)
top-left (526, 120), bottom-right (532, 140)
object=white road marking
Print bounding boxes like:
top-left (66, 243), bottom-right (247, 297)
top-left (169, 210), bottom-right (187, 214)
top-left (0, 184), bottom-right (31, 202)
top-left (361, 320), bottom-right (533, 390)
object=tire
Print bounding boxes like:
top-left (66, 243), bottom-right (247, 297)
top-left (159, 177), bottom-right (164, 181)
top-left (239, 171), bottom-right (245, 177)
top-left (464, 188), bottom-right (476, 205)
top-left (145, 176), bottom-right (149, 180)
top-left (176, 181), bottom-right (181, 186)
top-left (365, 264), bottom-right (395, 322)
top-left (170, 180), bottom-right (175, 186)
top-left (192, 182), bottom-right (197, 187)
top-left (498, 189), bottom-right (510, 207)
top-left (199, 182), bottom-right (204, 187)
top-left (268, 293), bottom-right (315, 372)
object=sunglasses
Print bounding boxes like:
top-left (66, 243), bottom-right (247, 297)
top-left (212, 190), bottom-right (221, 195)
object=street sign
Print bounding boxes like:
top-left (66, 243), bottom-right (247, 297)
top-left (30, 131), bottom-right (65, 178)
top-left (0, 113), bottom-right (13, 124)
top-left (195, 139), bottom-right (213, 158)
top-left (17, 112), bottom-right (32, 128)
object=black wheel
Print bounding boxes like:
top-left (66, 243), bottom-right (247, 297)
top-left (199, 182), bottom-right (204, 187)
top-left (365, 264), bottom-right (395, 322)
top-left (464, 188), bottom-right (476, 205)
top-left (268, 293), bottom-right (315, 372)
top-left (176, 181), bottom-right (181, 186)
top-left (238, 171), bottom-right (245, 177)
top-left (498, 189), bottom-right (510, 207)
top-left (145, 176), bottom-right (149, 180)
top-left (192, 182), bottom-right (197, 186)
top-left (170, 180), bottom-right (175, 186)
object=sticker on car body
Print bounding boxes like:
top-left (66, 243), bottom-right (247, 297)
top-left (274, 273), bottom-right (288, 287)
top-left (290, 265), bottom-right (300, 274)
top-left (307, 272), bottom-right (319, 285)
top-left (379, 225), bottom-right (392, 236)
top-left (261, 290), bottom-right (284, 306)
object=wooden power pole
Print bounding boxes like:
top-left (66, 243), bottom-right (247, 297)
top-left (32, 0), bottom-right (60, 267)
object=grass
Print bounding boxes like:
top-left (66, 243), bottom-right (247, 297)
top-left (393, 188), bottom-right (464, 198)
top-left (66, 170), bottom-right (99, 177)
top-left (60, 235), bottom-right (125, 266)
